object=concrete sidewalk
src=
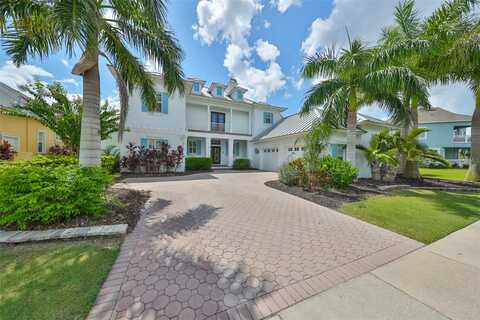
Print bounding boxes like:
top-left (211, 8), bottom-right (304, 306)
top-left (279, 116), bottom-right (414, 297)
top-left (271, 221), bottom-right (480, 320)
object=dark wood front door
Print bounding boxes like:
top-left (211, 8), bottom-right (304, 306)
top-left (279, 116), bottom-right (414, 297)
top-left (211, 146), bottom-right (221, 164)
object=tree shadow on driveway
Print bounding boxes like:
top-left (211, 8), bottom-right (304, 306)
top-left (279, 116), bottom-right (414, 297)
top-left (146, 203), bottom-right (222, 237)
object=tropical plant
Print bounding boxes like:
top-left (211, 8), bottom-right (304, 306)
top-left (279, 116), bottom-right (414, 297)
top-left (396, 128), bottom-right (450, 178)
top-left (0, 140), bottom-right (16, 160)
top-left (1, 0), bottom-right (184, 166)
top-left (301, 37), bottom-right (429, 169)
top-left (318, 156), bottom-right (359, 188)
top-left (120, 142), bottom-right (184, 173)
top-left (377, 0), bottom-right (435, 178)
top-left (1, 82), bottom-right (119, 153)
top-left (357, 130), bottom-right (400, 181)
top-left (48, 145), bottom-right (75, 156)
top-left (301, 120), bottom-right (332, 190)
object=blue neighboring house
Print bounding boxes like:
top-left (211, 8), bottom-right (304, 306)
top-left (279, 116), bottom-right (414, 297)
top-left (418, 107), bottom-right (472, 166)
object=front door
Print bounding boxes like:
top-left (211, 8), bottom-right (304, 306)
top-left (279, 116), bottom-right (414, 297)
top-left (211, 146), bottom-right (221, 164)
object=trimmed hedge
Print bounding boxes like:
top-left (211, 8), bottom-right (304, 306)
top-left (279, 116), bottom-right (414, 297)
top-left (185, 157), bottom-right (212, 171)
top-left (0, 164), bottom-right (112, 229)
top-left (233, 158), bottom-right (250, 170)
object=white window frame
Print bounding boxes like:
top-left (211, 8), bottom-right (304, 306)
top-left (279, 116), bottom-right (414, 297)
top-left (37, 130), bottom-right (47, 153)
top-left (188, 140), bottom-right (200, 155)
top-left (263, 112), bottom-right (273, 124)
top-left (215, 86), bottom-right (224, 97)
top-left (192, 82), bottom-right (201, 94)
top-left (0, 133), bottom-right (20, 151)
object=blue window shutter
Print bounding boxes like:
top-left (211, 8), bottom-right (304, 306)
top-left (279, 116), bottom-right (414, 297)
top-left (141, 99), bottom-right (147, 112)
top-left (197, 140), bottom-right (201, 155)
top-left (162, 93), bottom-right (169, 114)
top-left (140, 138), bottom-right (148, 147)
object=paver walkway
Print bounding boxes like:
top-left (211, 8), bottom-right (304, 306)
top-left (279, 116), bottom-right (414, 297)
top-left (87, 171), bottom-right (421, 320)
top-left (272, 220), bottom-right (480, 320)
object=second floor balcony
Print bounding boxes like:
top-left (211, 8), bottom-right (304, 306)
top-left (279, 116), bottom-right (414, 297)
top-left (211, 121), bottom-right (225, 132)
top-left (453, 135), bottom-right (471, 143)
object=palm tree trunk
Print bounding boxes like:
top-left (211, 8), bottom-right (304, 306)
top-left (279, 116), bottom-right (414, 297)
top-left (404, 102), bottom-right (420, 179)
top-left (346, 111), bottom-right (357, 167)
top-left (399, 122), bottom-right (409, 174)
top-left (466, 95), bottom-right (480, 181)
top-left (78, 57), bottom-right (101, 166)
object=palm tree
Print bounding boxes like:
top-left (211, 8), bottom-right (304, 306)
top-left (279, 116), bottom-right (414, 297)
top-left (396, 128), bottom-right (450, 173)
top-left (377, 0), bottom-right (434, 178)
top-left (0, 0), bottom-right (184, 166)
top-left (1, 81), bottom-right (119, 153)
top-left (301, 37), bottom-right (429, 167)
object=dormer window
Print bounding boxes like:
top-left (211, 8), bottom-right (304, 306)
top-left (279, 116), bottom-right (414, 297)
top-left (235, 90), bottom-right (243, 101)
top-left (192, 82), bottom-right (201, 94)
top-left (215, 86), bottom-right (224, 97)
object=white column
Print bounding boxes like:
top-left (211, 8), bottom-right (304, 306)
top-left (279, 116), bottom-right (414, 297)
top-left (205, 137), bottom-right (211, 158)
top-left (207, 105), bottom-right (211, 131)
top-left (248, 110), bottom-right (252, 135)
top-left (230, 108), bottom-right (233, 133)
top-left (228, 138), bottom-right (234, 166)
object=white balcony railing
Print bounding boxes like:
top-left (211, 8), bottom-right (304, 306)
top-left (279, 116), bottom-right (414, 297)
top-left (211, 122), bottom-right (225, 132)
top-left (453, 135), bottom-right (471, 143)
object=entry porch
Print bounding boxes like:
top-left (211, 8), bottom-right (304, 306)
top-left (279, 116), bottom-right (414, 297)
top-left (186, 136), bottom-right (248, 166)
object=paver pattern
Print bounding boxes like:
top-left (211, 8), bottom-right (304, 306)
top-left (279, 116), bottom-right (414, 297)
top-left (87, 171), bottom-right (421, 320)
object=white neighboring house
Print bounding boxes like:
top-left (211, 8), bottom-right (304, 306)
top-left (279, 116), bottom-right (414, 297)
top-left (118, 73), bottom-right (396, 177)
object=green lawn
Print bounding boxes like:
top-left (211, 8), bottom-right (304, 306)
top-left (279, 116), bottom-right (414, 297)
top-left (0, 239), bottom-right (120, 320)
top-left (419, 168), bottom-right (468, 181)
top-left (339, 189), bottom-right (480, 244)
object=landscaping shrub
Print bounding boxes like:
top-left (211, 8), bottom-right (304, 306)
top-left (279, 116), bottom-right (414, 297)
top-left (233, 158), bottom-right (250, 169)
top-left (318, 156), bottom-right (358, 188)
top-left (48, 145), bottom-right (75, 156)
top-left (186, 157), bottom-right (212, 171)
top-left (290, 157), bottom-right (307, 186)
top-left (279, 162), bottom-right (300, 186)
top-left (0, 165), bottom-right (112, 229)
top-left (101, 154), bottom-right (118, 173)
top-left (29, 155), bottom-right (78, 166)
top-left (120, 143), bottom-right (184, 173)
top-left (0, 140), bottom-right (16, 160)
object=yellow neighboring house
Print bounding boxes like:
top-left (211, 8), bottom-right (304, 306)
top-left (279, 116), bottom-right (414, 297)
top-left (0, 82), bottom-right (59, 160)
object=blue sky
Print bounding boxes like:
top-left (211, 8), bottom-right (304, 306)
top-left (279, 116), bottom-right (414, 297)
top-left (0, 0), bottom-right (475, 117)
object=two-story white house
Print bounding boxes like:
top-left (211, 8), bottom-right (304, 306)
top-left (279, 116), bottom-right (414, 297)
top-left (119, 74), bottom-right (286, 170)
top-left (117, 72), bottom-right (396, 178)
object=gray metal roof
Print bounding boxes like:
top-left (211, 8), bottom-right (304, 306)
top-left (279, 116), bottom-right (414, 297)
top-left (252, 110), bottom-right (393, 142)
top-left (418, 107), bottom-right (471, 123)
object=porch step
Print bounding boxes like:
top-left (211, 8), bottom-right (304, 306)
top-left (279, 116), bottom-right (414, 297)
top-left (212, 165), bottom-right (232, 170)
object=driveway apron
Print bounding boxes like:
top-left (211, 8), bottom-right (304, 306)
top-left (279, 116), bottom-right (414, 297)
top-left (87, 171), bottom-right (421, 320)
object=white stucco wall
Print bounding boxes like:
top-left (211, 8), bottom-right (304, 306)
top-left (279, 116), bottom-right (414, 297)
top-left (186, 104), bottom-right (208, 131)
top-left (232, 110), bottom-right (249, 134)
top-left (252, 108), bottom-right (283, 136)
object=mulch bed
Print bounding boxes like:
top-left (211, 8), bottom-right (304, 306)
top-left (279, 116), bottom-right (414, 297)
top-left (266, 177), bottom-right (480, 209)
top-left (1, 188), bottom-right (150, 232)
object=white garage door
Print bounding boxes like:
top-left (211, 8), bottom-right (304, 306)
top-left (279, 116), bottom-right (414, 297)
top-left (260, 148), bottom-right (279, 171)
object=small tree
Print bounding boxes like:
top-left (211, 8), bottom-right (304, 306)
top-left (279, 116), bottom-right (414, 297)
top-left (1, 82), bottom-right (119, 154)
top-left (357, 130), bottom-right (400, 181)
top-left (397, 128), bottom-right (450, 178)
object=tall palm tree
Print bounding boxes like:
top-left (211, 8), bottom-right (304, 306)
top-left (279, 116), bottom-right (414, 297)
top-left (301, 37), bottom-right (429, 167)
top-left (378, 0), bottom-right (434, 178)
top-left (0, 0), bottom-right (184, 166)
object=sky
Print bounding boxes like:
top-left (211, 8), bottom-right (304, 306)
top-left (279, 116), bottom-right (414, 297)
top-left (0, 0), bottom-right (475, 118)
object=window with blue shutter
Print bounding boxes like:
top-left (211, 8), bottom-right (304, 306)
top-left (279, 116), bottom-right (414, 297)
top-left (141, 99), bottom-right (148, 112)
top-left (162, 93), bottom-right (169, 114)
top-left (140, 138), bottom-right (148, 147)
top-left (234, 142), bottom-right (240, 156)
top-left (215, 86), bottom-right (223, 97)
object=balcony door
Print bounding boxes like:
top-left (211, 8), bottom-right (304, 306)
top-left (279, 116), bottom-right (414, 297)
top-left (211, 112), bottom-right (225, 132)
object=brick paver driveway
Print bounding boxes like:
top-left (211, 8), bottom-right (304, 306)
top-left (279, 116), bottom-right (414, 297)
top-left (88, 171), bottom-right (421, 320)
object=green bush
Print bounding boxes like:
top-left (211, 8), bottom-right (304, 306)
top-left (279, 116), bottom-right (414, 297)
top-left (0, 165), bottom-right (112, 229)
top-left (279, 162), bottom-right (300, 186)
top-left (233, 158), bottom-right (250, 169)
top-left (101, 154), bottom-right (119, 173)
top-left (0, 155), bottom-right (78, 167)
top-left (318, 156), bottom-right (358, 188)
top-left (185, 157), bottom-right (212, 171)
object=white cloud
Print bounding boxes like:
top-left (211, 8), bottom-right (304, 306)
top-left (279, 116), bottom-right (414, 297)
top-left (300, 0), bottom-right (476, 116)
top-left (194, 0), bottom-right (286, 102)
top-left (255, 39), bottom-right (280, 62)
top-left (0, 61), bottom-right (53, 91)
top-left (193, 0), bottom-right (262, 49)
top-left (301, 0), bottom-right (441, 56)
top-left (59, 78), bottom-right (79, 87)
top-left (264, 20), bottom-right (271, 29)
top-left (61, 59), bottom-right (71, 68)
top-left (270, 0), bottom-right (302, 13)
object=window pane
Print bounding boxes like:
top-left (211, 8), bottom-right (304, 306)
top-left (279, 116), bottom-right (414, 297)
top-left (37, 132), bottom-right (46, 153)
top-left (155, 94), bottom-right (162, 112)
